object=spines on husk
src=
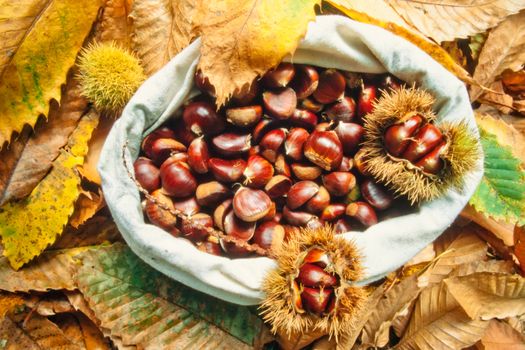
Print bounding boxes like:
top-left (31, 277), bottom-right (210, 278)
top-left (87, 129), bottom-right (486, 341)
top-left (361, 86), bottom-right (481, 204)
top-left (77, 41), bottom-right (145, 114)
top-left (259, 224), bottom-right (366, 341)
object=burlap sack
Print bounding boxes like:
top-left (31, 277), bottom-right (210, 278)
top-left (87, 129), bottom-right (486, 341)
top-left (98, 15), bottom-right (483, 305)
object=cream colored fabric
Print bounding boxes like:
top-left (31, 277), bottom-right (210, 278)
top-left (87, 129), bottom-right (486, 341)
top-left (98, 15), bottom-right (483, 305)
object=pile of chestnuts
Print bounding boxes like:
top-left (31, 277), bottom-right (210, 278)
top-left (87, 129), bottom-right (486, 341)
top-left (133, 62), bottom-right (411, 258)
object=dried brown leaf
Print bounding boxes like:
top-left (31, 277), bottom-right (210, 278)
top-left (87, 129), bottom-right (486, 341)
top-left (75, 313), bottom-right (111, 350)
top-left (99, 0), bottom-right (133, 48)
top-left (130, 0), bottom-right (197, 75)
top-left (391, 300), bottom-right (415, 338)
top-left (0, 69), bottom-right (88, 206)
top-left (65, 292), bottom-right (99, 326)
top-left (445, 272), bottom-right (525, 320)
top-left (51, 313), bottom-right (87, 350)
top-left (53, 215), bottom-right (122, 250)
top-left (25, 295), bottom-right (75, 316)
top-left (471, 11), bottom-right (525, 101)
top-left (515, 225), bottom-right (525, 274)
top-left (424, 228), bottom-right (488, 285)
top-left (478, 319), bottom-right (525, 350)
top-left (0, 309), bottom-right (83, 350)
top-left (360, 274), bottom-right (421, 348)
top-left (69, 190), bottom-right (104, 229)
top-left (478, 81), bottom-right (515, 115)
top-left (450, 260), bottom-right (515, 278)
top-left (502, 69), bottom-right (525, 96)
top-left (397, 282), bottom-right (488, 350)
top-left (462, 205), bottom-right (516, 247)
top-left (0, 249), bottom-right (82, 292)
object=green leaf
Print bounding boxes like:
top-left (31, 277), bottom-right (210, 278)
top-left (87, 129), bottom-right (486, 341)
top-left (75, 243), bottom-right (263, 348)
top-left (469, 129), bottom-right (525, 225)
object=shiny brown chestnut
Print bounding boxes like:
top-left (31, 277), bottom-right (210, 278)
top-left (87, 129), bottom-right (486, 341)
top-left (160, 162), bottom-right (197, 198)
top-left (334, 217), bottom-right (352, 234)
top-left (286, 180), bottom-right (319, 210)
top-left (304, 186), bottom-right (330, 214)
top-left (300, 98), bottom-right (324, 113)
top-left (223, 209), bottom-right (256, 240)
top-left (300, 287), bottom-right (332, 315)
top-left (212, 133), bottom-right (251, 157)
top-left (353, 149), bottom-right (371, 176)
top-left (213, 199), bottom-right (232, 231)
top-left (313, 69), bottom-right (346, 104)
top-left (322, 172), bottom-right (356, 196)
top-left (145, 190), bottom-right (177, 229)
top-left (383, 115), bottom-right (424, 157)
top-left (208, 158), bottom-right (246, 183)
top-left (233, 186), bottom-right (272, 222)
top-left (338, 156), bottom-right (353, 172)
top-left (134, 157), bottom-right (161, 192)
top-left (231, 81), bottom-right (260, 105)
top-left (194, 70), bottom-right (216, 96)
top-left (264, 175), bottom-right (293, 198)
top-left (252, 221), bottom-right (285, 250)
top-left (324, 96), bottom-right (356, 123)
top-left (187, 137), bottom-right (209, 174)
top-left (285, 128), bottom-right (309, 161)
top-left (401, 123), bottom-right (444, 162)
top-left (243, 155), bottom-right (274, 188)
top-left (360, 179), bottom-right (394, 210)
top-left (297, 263), bottom-right (338, 288)
top-left (335, 122), bottom-right (364, 156)
top-left (357, 84), bottom-right (378, 119)
top-left (289, 108), bottom-right (318, 130)
top-left (320, 203), bottom-right (346, 221)
top-left (262, 88), bottom-right (297, 119)
top-left (259, 128), bottom-right (286, 163)
top-left (181, 213), bottom-right (213, 242)
top-left (275, 154), bottom-right (292, 177)
top-left (290, 65), bottom-right (319, 99)
top-left (195, 181), bottom-right (230, 207)
top-left (226, 105), bottom-right (263, 127)
top-left (198, 241), bottom-right (222, 256)
top-left (183, 101), bottom-right (225, 136)
top-left (304, 130), bottom-right (343, 171)
top-left (148, 137), bottom-right (187, 165)
top-left (172, 196), bottom-right (201, 217)
top-left (414, 140), bottom-right (446, 174)
top-left (290, 162), bottom-right (322, 181)
top-left (282, 206), bottom-right (317, 226)
top-left (262, 62), bottom-right (296, 88)
top-left (141, 127), bottom-right (176, 157)
top-left (346, 201), bottom-right (378, 227)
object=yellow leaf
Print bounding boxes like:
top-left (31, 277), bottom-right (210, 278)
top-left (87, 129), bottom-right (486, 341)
top-left (195, 0), bottom-right (321, 107)
top-left (131, 0), bottom-right (197, 75)
top-left (0, 111), bottom-right (99, 270)
top-left (0, 0), bottom-right (103, 146)
top-left (325, 1), bottom-right (475, 86)
top-left (445, 273), bottom-right (525, 320)
top-left (398, 283), bottom-right (488, 350)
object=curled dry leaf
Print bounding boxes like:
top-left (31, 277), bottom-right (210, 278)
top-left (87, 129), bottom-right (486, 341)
top-left (0, 69), bottom-right (88, 206)
top-left (444, 272), bottom-right (525, 320)
top-left (328, 0), bottom-right (525, 43)
top-left (471, 11), bottom-right (525, 101)
top-left (194, 0), bottom-right (321, 106)
top-left (52, 215), bottom-right (122, 250)
top-left (478, 81), bottom-right (515, 115)
top-left (397, 282), bottom-right (489, 350)
top-left (69, 189), bottom-right (105, 228)
top-left (130, 0), bottom-right (197, 75)
top-left (0, 0), bottom-right (103, 146)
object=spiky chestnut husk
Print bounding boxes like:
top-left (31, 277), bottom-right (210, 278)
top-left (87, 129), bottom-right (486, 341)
top-left (259, 225), bottom-right (366, 341)
top-left (360, 86), bottom-right (481, 204)
top-left (78, 42), bottom-right (145, 113)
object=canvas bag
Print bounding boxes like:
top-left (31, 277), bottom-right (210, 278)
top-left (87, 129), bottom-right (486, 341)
top-left (98, 15), bottom-right (483, 306)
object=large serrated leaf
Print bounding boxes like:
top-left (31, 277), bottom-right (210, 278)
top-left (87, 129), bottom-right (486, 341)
top-left (75, 244), bottom-right (263, 349)
top-left (469, 128), bottom-right (525, 225)
top-left (397, 282), bottom-right (488, 350)
top-left (0, 111), bottom-right (99, 270)
top-left (0, 0), bottom-right (103, 146)
top-left (444, 272), bottom-right (525, 320)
